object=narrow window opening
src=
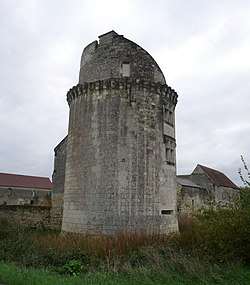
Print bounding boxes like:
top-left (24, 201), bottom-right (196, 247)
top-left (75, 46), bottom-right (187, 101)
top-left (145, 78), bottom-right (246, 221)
top-left (8, 188), bottom-right (12, 196)
top-left (161, 210), bottom-right (173, 215)
top-left (165, 148), bottom-right (170, 162)
top-left (191, 199), bottom-right (195, 207)
top-left (169, 111), bottom-right (173, 124)
top-left (164, 136), bottom-right (176, 165)
top-left (163, 105), bottom-right (174, 126)
top-left (170, 149), bottom-right (174, 162)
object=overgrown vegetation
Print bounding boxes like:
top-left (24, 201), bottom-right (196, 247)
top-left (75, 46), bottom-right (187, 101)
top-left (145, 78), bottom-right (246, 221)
top-left (0, 201), bottom-right (250, 284)
top-left (189, 157), bottom-right (250, 264)
top-left (194, 189), bottom-right (250, 263)
top-left (0, 158), bottom-right (249, 284)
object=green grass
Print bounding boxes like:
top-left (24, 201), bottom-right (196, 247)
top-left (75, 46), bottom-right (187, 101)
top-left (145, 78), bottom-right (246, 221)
top-left (0, 261), bottom-right (250, 285)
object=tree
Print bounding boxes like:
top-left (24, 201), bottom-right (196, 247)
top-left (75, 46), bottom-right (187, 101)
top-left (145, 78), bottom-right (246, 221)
top-left (238, 155), bottom-right (250, 188)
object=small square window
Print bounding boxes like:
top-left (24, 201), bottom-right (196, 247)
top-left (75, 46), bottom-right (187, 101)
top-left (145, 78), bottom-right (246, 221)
top-left (122, 63), bottom-right (130, 77)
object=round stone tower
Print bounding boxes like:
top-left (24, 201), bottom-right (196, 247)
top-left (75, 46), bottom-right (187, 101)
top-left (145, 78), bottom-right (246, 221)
top-left (61, 31), bottom-right (179, 235)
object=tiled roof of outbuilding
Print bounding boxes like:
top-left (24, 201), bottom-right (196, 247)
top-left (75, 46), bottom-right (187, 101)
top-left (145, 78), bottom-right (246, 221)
top-left (0, 173), bottom-right (52, 189)
top-left (198, 165), bottom-right (238, 189)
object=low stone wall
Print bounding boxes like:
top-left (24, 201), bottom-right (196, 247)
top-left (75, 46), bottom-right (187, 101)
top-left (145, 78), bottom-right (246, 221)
top-left (0, 204), bottom-right (51, 229)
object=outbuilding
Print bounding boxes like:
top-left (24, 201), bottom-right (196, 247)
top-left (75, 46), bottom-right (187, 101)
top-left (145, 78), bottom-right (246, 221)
top-left (0, 172), bottom-right (52, 206)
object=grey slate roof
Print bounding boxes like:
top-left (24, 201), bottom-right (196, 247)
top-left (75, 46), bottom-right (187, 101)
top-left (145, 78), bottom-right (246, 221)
top-left (176, 176), bottom-right (201, 188)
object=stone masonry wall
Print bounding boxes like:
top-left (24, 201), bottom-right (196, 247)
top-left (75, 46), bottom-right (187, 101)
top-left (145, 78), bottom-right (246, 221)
top-left (55, 31), bottom-right (180, 235)
top-left (177, 184), bottom-right (209, 214)
top-left (0, 186), bottom-right (51, 206)
top-left (62, 78), bottom-right (178, 235)
top-left (0, 205), bottom-right (51, 228)
top-left (190, 173), bottom-right (214, 200)
top-left (50, 136), bottom-right (67, 230)
top-left (215, 186), bottom-right (238, 205)
top-left (79, 31), bottom-right (166, 84)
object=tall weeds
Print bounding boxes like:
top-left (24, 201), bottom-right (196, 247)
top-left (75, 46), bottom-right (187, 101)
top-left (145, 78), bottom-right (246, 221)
top-left (0, 190), bottom-right (249, 277)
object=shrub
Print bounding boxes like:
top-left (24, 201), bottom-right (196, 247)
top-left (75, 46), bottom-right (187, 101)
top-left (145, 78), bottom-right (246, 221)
top-left (0, 218), bottom-right (14, 239)
top-left (58, 259), bottom-right (86, 276)
top-left (194, 189), bottom-right (250, 264)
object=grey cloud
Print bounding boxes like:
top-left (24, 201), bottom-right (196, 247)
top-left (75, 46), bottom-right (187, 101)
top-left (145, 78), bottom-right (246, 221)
top-left (0, 0), bottom-right (249, 187)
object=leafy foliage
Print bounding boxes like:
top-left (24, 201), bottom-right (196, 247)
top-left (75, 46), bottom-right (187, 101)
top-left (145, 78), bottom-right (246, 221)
top-left (58, 259), bottom-right (86, 276)
top-left (194, 189), bottom-right (250, 263)
top-left (238, 155), bottom-right (250, 187)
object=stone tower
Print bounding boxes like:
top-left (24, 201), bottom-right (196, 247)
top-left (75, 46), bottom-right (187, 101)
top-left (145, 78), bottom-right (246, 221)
top-left (60, 31), bottom-right (179, 235)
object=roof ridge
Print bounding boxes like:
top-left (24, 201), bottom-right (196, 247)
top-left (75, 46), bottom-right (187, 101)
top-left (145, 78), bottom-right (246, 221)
top-left (197, 164), bottom-right (238, 189)
top-left (0, 172), bottom-right (49, 179)
top-left (198, 164), bottom-right (223, 174)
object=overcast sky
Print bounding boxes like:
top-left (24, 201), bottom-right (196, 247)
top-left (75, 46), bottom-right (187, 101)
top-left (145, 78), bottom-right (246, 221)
top-left (0, 0), bottom-right (249, 186)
